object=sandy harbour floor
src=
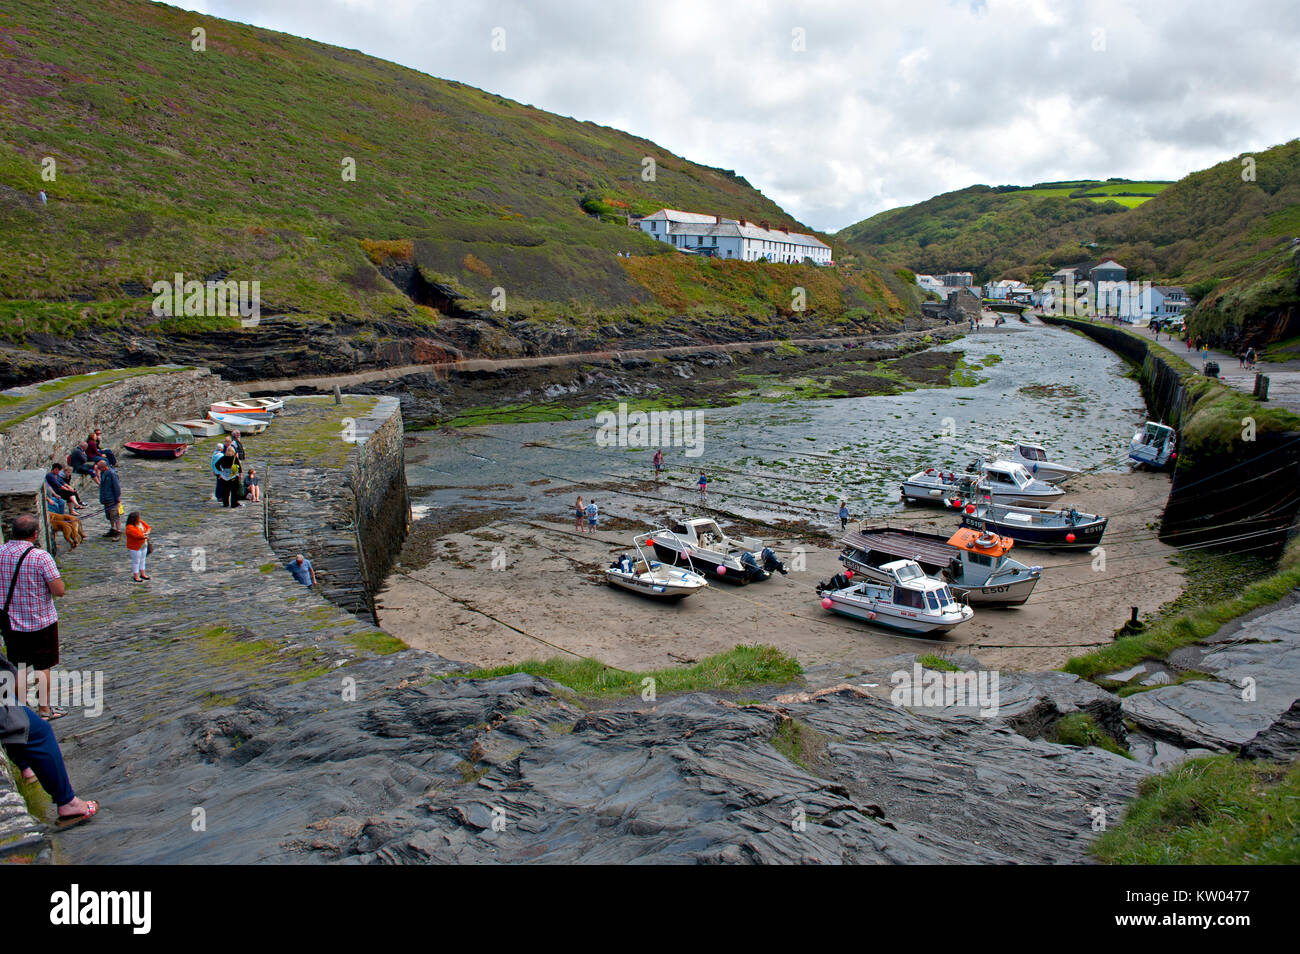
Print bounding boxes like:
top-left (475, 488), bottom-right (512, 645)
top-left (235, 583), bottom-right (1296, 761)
top-left (377, 469), bottom-right (1182, 675)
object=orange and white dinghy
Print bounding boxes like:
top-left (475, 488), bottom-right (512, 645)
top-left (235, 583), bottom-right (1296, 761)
top-left (209, 398), bottom-right (281, 416)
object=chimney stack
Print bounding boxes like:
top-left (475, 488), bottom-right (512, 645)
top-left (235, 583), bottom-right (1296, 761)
top-left (780, 225), bottom-right (790, 234)
top-left (714, 213), bottom-right (721, 224)
top-left (760, 220), bottom-right (770, 230)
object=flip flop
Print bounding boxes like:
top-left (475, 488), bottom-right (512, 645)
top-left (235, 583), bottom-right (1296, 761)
top-left (19, 769), bottom-right (36, 784)
top-left (56, 800), bottom-right (100, 830)
top-left (40, 707), bottom-right (67, 720)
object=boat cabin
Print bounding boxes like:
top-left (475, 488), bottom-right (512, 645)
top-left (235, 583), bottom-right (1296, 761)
top-left (1016, 443), bottom-right (1048, 463)
top-left (982, 460), bottom-right (1036, 490)
top-left (1136, 422), bottom-right (1174, 449)
top-left (878, 560), bottom-right (959, 612)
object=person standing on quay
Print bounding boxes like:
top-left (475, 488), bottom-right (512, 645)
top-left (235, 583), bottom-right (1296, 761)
top-left (96, 460), bottom-right (121, 537)
top-left (125, 511), bottom-right (151, 583)
top-left (0, 515), bottom-right (66, 722)
top-left (839, 501), bottom-right (850, 531)
top-left (653, 449), bottom-right (663, 482)
top-left (574, 496), bottom-right (585, 533)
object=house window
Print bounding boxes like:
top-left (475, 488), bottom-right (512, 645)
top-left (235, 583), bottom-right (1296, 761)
top-left (649, 221), bottom-right (656, 232)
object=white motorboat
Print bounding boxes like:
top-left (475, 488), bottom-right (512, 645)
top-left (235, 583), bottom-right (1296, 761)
top-left (817, 560), bottom-right (974, 634)
top-left (976, 460), bottom-right (1066, 507)
top-left (1011, 442), bottom-right (1079, 483)
top-left (605, 532), bottom-right (709, 600)
top-left (170, 418), bottom-right (223, 438)
top-left (207, 411), bottom-right (268, 434)
top-left (1129, 421), bottom-right (1176, 469)
top-left (902, 459), bottom-right (1063, 508)
top-left (649, 517), bottom-right (786, 583)
top-left (840, 526), bottom-right (1041, 606)
top-left (899, 467), bottom-right (979, 506)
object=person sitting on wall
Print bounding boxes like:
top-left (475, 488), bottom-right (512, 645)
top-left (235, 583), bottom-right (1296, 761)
top-left (68, 442), bottom-right (98, 484)
top-left (45, 464), bottom-right (85, 512)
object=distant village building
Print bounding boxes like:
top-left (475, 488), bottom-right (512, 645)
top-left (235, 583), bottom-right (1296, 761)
top-left (921, 287), bottom-right (981, 323)
top-left (637, 209), bottom-right (833, 265)
top-left (1038, 258), bottom-right (1189, 322)
top-left (938, 271), bottom-right (975, 288)
top-left (914, 274), bottom-right (946, 296)
top-left (982, 278), bottom-right (1032, 301)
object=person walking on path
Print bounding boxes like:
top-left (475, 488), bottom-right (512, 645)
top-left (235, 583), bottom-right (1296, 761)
top-left (697, 472), bottom-right (708, 504)
top-left (585, 499), bottom-right (599, 533)
top-left (2, 649), bottom-right (99, 829)
top-left (1246, 346), bottom-right (1257, 370)
top-left (574, 496), bottom-right (586, 533)
top-left (230, 430), bottom-right (246, 462)
top-left (653, 449), bottom-right (663, 482)
top-left (287, 554), bottom-right (316, 588)
top-left (839, 501), bottom-right (850, 531)
top-left (216, 444), bottom-right (241, 508)
top-left (0, 515), bottom-right (66, 722)
top-left (124, 511), bottom-right (151, 583)
top-left (96, 460), bottom-right (121, 537)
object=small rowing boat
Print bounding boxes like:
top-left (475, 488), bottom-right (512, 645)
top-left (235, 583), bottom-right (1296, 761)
top-left (123, 441), bottom-right (188, 460)
top-left (207, 411), bottom-right (268, 434)
top-left (170, 419), bottom-right (224, 438)
top-left (210, 400), bottom-right (274, 417)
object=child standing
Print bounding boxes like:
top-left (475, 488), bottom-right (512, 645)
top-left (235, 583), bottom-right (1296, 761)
top-left (125, 511), bottom-right (151, 583)
top-left (585, 499), bottom-right (599, 533)
top-left (697, 472), bottom-right (708, 504)
top-left (839, 501), bottom-right (850, 530)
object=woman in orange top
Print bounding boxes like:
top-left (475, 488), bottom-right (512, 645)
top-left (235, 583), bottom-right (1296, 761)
top-left (124, 511), bottom-right (151, 583)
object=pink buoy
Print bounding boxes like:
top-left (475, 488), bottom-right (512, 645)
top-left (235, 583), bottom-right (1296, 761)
top-left (716, 565), bottom-right (726, 575)
top-left (953, 498), bottom-right (963, 509)
top-left (965, 504), bottom-right (975, 514)
top-left (1066, 533), bottom-right (1076, 543)
top-left (821, 597), bottom-right (833, 609)
top-left (867, 611), bottom-right (876, 620)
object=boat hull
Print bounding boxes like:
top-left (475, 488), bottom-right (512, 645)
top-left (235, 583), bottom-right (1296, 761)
top-left (171, 419), bottom-right (223, 437)
top-left (650, 542), bottom-right (766, 583)
top-left (208, 412), bottom-right (268, 434)
top-left (961, 511), bottom-right (1107, 548)
top-left (123, 441), bottom-right (188, 460)
top-left (840, 552), bottom-right (1038, 606)
top-left (605, 567), bottom-right (706, 599)
top-left (822, 589), bottom-right (972, 634)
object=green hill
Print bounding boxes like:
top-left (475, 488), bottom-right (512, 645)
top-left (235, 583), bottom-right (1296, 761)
top-left (839, 144), bottom-right (1300, 346)
top-left (0, 0), bottom-right (915, 385)
top-left (835, 178), bottom-right (1171, 283)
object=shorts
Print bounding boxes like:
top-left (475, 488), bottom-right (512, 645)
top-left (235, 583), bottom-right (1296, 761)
top-left (587, 517), bottom-right (597, 527)
top-left (104, 503), bottom-right (117, 523)
top-left (5, 622), bottom-right (59, 670)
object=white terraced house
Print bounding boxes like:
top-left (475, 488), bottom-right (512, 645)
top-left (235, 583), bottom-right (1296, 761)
top-left (637, 209), bottom-right (833, 265)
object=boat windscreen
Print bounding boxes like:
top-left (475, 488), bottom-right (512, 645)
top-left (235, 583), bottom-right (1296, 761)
top-left (893, 564), bottom-right (924, 581)
top-left (925, 591), bottom-right (940, 610)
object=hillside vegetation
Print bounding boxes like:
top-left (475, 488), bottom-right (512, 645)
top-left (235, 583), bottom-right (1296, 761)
top-left (839, 142), bottom-right (1300, 346)
top-left (0, 0), bottom-right (914, 383)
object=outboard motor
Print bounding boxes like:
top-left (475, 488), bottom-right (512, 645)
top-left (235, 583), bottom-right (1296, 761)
top-left (739, 550), bottom-right (770, 582)
top-left (761, 547), bottom-right (788, 575)
top-left (816, 572), bottom-right (852, 594)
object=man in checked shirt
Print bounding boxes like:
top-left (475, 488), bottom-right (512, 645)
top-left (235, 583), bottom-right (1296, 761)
top-left (0, 514), bottom-right (67, 722)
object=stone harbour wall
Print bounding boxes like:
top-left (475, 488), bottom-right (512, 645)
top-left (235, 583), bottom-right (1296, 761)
top-left (264, 396), bottom-right (408, 624)
top-left (0, 367), bottom-right (239, 471)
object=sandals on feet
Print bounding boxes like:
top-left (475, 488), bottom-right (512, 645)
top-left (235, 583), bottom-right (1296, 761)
top-left (40, 706), bottom-right (67, 720)
top-left (56, 800), bottom-right (100, 830)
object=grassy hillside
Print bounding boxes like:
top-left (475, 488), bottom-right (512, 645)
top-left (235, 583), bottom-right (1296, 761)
top-left (835, 178), bottom-right (1171, 283)
top-left (0, 0), bottom-right (912, 367)
top-left (840, 143), bottom-right (1300, 344)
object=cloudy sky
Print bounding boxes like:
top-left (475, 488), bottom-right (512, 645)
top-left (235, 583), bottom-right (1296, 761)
top-left (180, 0), bottom-right (1299, 232)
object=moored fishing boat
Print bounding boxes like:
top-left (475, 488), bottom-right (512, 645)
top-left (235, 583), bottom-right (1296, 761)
top-left (1011, 442), bottom-right (1079, 483)
top-left (648, 517), bottom-right (786, 583)
top-left (840, 526), bottom-right (1041, 605)
top-left (977, 459), bottom-right (1066, 507)
top-left (899, 467), bottom-right (979, 505)
top-left (605, 532), bottom-right (709, 600)
top-left (207, 411), bottom-right (268, 434)
top-left (1129, 421), bottom-right (1176, 469)
top-left (961, 503), bottom-right (1108, 549)
top-left (816, 560), bottom-right (973, 634)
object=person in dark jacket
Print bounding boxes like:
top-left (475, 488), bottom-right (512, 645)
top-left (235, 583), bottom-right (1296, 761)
top-left (1, 650), bottom-right (99, 828)
top-left (96, 461), bottom-right (121, 537)
top-left (68, 442), bottom-right (98, 483)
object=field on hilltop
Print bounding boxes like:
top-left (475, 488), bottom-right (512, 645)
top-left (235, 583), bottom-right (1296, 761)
top-left (0, 0), bottom-right (916, 385)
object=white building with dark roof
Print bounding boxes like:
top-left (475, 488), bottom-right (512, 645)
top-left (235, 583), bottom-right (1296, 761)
top-left (637, 209), bottom-right (833, 265)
